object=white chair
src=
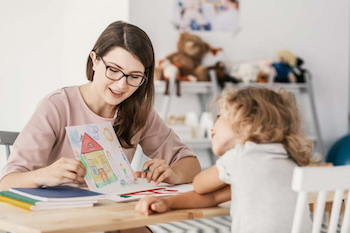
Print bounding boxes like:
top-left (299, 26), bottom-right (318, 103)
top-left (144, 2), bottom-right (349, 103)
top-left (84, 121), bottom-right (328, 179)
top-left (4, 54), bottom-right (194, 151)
top-left (292, 165), bottom-right (350, 233)
top-left (0, 131), bottom-right (19, 160)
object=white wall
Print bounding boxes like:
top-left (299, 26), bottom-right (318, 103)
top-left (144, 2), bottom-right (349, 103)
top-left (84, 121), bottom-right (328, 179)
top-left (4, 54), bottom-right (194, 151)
top-left (0, 0), bottom-right (129, 169)
top-left (129, 0), bottom-right (350, 157)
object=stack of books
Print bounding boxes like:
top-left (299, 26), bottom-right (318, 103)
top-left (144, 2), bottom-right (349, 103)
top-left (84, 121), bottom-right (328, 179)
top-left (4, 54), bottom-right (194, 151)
top-left (0, 185), bottom-right (107, 211)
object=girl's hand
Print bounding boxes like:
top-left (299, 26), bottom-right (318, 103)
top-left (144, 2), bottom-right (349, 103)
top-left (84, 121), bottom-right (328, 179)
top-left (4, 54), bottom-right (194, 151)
top-left (35, 157), bottom-right (87, 187)
top-left (135, 196), bottom-right (168, 215)
top-left (135, 158), bottom-right (180, 184)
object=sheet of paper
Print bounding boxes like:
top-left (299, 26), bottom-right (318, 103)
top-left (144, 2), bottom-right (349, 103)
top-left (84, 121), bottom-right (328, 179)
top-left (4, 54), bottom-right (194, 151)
top-left (66, 122), bottom-right (137, 194)
top-left (108, 183), bottom-right (194, 202)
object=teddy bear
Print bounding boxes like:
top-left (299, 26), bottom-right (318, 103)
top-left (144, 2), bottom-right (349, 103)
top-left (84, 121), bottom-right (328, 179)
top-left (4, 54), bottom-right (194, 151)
top-left (155, 32), bottom-right (210, 96)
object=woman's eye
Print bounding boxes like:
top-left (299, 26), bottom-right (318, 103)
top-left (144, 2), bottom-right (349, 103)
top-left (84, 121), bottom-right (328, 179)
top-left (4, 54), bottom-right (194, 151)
top-left (108, 67), bottom-right (119, 73)
top-left (131, 75), bottom-right (142, 79)
top-left (216, 115), bottom-right (221, 119)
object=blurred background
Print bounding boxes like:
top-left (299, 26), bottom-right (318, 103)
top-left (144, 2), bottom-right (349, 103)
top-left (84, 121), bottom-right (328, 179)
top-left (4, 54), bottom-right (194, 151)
top-left (0, 0), bottom-right (349, 170)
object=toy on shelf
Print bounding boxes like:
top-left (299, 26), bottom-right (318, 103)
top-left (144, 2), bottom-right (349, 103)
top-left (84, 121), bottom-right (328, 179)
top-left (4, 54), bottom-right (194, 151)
top-left (208, 61), bottom-right (240, 89)
top-left (154, 32), bottom-right (211, 96)
top-left (291, 57), bottom-right (308, 83)
top-left (271, 50), bottom-right (297, 83)
top-left (229, 62), bottom-right (261, 83)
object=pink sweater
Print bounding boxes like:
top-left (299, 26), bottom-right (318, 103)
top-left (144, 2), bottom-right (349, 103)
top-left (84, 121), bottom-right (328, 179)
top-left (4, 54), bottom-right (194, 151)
top-left (1, 86), bottom-right (196, 180)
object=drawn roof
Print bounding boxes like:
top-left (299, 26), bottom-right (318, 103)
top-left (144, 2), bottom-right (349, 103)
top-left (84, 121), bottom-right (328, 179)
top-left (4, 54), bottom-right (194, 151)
top-left (81, 133), bottom-right (103, 154)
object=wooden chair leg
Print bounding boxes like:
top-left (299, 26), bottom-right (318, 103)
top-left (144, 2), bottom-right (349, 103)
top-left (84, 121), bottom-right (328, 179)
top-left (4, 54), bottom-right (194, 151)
top-left (325, 202), bottom-right (333, 227)
top-left (340, 200), bottom-right (346, 224)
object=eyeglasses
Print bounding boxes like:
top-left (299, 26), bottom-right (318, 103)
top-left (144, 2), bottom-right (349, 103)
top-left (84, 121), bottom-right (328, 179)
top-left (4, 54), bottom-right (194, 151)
top-left (99, 56), bottom-right (147, 87)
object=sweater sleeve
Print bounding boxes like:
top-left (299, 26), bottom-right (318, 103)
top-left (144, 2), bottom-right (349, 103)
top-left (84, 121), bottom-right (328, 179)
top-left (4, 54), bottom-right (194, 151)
top-left (139, 108), bottom-right (197, 167)
top-left (0, 98), bottom-right (61, 181)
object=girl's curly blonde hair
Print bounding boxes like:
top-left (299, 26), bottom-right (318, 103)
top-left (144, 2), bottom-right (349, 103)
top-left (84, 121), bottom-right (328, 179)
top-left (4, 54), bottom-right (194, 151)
top-left (220, 86), bottom-right (313, 166)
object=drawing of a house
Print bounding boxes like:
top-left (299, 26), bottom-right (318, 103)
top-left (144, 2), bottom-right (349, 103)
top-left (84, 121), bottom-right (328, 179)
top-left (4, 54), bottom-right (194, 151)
top-left (81, 133), bottom-right (116, 186)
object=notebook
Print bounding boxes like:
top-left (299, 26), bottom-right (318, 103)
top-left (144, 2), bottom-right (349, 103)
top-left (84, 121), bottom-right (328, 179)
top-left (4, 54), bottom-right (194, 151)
top-left (9, 186), bottom-right (108, 202)
top-left (0, 191), bottom-right (97, 206)
top-left (0, 195), bottom-right (95, 211)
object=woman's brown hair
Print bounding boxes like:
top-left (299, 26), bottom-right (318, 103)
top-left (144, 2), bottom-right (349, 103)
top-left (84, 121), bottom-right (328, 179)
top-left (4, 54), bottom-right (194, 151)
top-left (220, 86), bottom-right (313, 166)
top-left (86, 21), bottom-right (155, 148)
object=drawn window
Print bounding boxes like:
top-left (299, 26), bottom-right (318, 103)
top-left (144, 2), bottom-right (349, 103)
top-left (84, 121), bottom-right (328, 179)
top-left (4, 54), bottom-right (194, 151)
top-left (99, 155), bottom-right (110, 172)
top-left (102, 162), bottom-right (110, 172)
top-left (88, 159), bottom-right (99, 175)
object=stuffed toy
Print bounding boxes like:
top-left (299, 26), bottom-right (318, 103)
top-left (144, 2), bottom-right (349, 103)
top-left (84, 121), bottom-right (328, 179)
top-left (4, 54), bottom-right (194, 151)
top-left (291, 57), bottom-right (307, 83)
top-left (155, 32), bottom-right (210, 96)
top-left (208, 61), bottom-right (240, 89)
top-left (271, 50), bottom-right (297, 83)
top-left (229, 63), bottom-right (260, 83)
top-left (257, 71), bottom-right (269, 83)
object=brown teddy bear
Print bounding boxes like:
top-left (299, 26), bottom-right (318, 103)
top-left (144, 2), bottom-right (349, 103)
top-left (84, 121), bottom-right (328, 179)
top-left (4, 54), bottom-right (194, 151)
top-left (155, 32), bottom-right (210, 96)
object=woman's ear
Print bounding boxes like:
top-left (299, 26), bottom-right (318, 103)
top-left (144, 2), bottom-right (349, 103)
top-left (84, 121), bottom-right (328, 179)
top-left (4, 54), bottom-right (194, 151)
top-left (90, 51), bottom-right (98, 71)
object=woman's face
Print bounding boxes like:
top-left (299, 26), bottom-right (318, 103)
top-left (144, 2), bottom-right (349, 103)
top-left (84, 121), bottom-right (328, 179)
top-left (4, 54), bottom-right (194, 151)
top-left (91, 47), bottom-right (145, 108)
top-left (211, 108), bottom-right (244, 156)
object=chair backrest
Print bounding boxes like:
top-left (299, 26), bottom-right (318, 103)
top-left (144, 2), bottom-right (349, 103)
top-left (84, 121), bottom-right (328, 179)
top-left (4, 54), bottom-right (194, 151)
top-left (0, 131), bottom-right (19, 160)
top-left (291, 165), bottom-right (350, 233)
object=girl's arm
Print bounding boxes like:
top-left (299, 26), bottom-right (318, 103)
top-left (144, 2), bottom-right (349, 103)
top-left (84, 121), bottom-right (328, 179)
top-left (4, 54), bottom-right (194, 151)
top-left (135, 185), bottom-right (231, 215)
top-left (193, 165), bottom-right (226, 194)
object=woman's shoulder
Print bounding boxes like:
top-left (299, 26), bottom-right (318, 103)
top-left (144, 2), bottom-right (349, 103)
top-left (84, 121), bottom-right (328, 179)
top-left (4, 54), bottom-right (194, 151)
top-left (44, 86), bottom-right (79, 102)
top-left (35, 86), bottom-right (82, 116)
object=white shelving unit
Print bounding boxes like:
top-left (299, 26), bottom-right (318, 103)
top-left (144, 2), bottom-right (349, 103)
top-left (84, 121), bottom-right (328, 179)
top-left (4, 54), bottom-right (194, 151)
top-left (155, 70), bottom-right (219, 165)
top-left (154, 70), bottom-right (323, 164)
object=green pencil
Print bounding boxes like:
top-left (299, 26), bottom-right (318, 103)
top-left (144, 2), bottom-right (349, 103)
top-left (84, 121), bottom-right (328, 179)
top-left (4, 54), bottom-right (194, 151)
top-left (143, 167), bottom-right (150, 172)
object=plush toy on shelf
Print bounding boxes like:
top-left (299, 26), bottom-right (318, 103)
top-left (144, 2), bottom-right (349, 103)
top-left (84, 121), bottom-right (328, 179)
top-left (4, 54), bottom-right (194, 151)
top-left (271, 50), bottom-right (297, 83)
top-left (229, 63), bottom-right (260, 83)
top-left (208, 61), bottom-right (240, 89)
top-left (154, 32), bottom-right (210, 96)
top-left (291, 57), bottom-right (307, 83)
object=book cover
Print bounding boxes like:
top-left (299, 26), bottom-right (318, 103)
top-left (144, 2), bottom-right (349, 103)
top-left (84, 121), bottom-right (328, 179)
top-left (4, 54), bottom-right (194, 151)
top-left (0, 191), bottom-right (97, 206)
top-left (0, 195), bottom-right (94, 211)
top-left (9, 186), bottom-right (107, 202)
top-left (66, 122), bottom-right (138, 194)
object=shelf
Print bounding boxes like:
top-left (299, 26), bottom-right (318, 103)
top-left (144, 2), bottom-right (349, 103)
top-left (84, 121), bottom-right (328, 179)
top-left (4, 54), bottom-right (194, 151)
top-left (181, 138), bottom-right (212, 150)
top-left (181, 136), bottom-right (316, 150)
top-left (155, 80), bottom-right (214, 94)
top-left (224, 82), bottom-right (308, 92)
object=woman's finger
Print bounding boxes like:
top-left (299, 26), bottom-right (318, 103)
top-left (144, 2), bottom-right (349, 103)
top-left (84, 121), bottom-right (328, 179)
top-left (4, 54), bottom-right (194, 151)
top-left (141, 158), bottom-right (159, 171)
top-left (151, 164), bottom-right (168, 182)
top-left (156, 168), bottom-right (172, 184)
top-left (62, 170), bottom-right (85, 183)
top-left (64, 163), bottom-right (86, 178)
top-left (146, 162), bottom-right (164, 182)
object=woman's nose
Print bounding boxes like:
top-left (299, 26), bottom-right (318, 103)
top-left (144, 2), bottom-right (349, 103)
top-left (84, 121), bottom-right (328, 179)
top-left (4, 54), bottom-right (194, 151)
top-left (114, 76), bottom-right (128, 90)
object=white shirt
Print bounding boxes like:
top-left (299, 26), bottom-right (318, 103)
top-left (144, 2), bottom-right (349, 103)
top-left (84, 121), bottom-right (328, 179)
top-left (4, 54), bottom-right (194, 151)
top-left (216, 141), bottom-right (312, 233)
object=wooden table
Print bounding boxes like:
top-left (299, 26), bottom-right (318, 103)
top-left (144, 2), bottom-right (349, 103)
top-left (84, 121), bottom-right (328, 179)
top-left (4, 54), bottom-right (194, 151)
top-left (0, 200), bottom-right (230, 233)
top-left (0, 191), bottom-right (347, 233)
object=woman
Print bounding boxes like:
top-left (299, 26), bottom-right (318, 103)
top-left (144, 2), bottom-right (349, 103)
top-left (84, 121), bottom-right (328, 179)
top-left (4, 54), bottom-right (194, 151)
top-left (0, 21), bottom-right (201, 191)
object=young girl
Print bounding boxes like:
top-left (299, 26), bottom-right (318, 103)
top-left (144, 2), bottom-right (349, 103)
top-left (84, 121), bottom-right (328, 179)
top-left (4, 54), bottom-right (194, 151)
top-left (0, 21), bottom-right (201, 191)
top-left (135, 86), bottom-right (313, 232)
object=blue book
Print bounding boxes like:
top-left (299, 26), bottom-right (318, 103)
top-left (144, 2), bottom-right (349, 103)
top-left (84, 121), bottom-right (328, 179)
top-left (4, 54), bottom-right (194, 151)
top-left (10, 186), bottom-right (108, 202)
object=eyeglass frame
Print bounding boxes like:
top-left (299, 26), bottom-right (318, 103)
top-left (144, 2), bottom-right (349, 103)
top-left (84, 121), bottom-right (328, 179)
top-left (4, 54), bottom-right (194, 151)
top-left (97, 55), bottom-right (148, 87)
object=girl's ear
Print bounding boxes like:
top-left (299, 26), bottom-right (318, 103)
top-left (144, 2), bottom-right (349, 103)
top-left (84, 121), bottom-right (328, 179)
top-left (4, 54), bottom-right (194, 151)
top-left (90, 51), bottom-right (98, 71)
top-left (239, 121), bottom-right (251, 139)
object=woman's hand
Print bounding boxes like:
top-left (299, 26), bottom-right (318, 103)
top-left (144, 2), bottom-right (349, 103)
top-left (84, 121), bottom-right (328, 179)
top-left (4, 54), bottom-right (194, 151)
top-left (135, 158), bottom-right (180, 184)
top-left (135, 195), bottom-right (169, 215)
top-left (34, 157), bottom-right (87, 187)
